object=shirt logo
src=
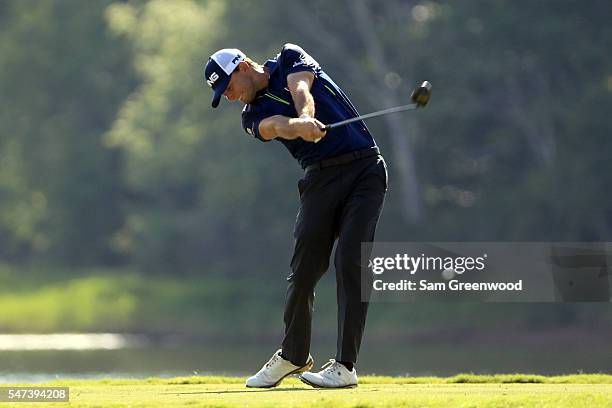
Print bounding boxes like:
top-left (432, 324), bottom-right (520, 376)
top-left (207, 71), bottom-right (219, 87)
top-left (292, 53), bottom-right (315, 68)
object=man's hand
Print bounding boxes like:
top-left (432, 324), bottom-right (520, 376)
top-left (295, 115), bottom-right (327, 142)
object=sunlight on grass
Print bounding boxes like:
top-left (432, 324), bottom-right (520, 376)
top-left (5, 374), bottom-right (612, 408)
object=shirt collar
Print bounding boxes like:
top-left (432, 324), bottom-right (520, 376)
top-left (264, 58), bottom-right (279, 74)
top-left (253, 59), bottom-right (279, 99)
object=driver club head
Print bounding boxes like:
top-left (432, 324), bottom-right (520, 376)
top-left (410, 81), bottom-right (432, 107)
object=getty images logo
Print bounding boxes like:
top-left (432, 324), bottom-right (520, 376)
top-left (368, 253), bottom-right (487, 275)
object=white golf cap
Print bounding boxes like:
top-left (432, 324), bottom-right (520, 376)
top-left (203, 48), bottom-right (246, 108)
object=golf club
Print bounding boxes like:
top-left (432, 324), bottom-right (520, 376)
top-left (314, 81), bottom-right (432, 142)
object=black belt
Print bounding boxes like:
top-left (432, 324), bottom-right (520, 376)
top-left (305, 146), bottom-right (380, 172)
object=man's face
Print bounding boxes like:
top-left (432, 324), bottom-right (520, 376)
top-left (223, 63), bottom-right (257, 105)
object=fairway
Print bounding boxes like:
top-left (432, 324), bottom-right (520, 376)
top-left (4, 375), bottom-right (611, 407)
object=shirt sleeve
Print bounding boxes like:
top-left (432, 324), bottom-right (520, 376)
top-left (241, 108), bottom-right (269, 142)
top-left (280, 43), bottom-right (321, 77)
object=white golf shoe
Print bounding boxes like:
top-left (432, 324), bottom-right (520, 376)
top-left (245, 349), bottom-right (314, 388)
top-left (299, 359), bottom-right (358, 388)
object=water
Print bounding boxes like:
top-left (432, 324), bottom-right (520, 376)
top-left (1, 334), bottom-right (610, 383)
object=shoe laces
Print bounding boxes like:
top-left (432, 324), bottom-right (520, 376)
top-left (265, 352), bottom-right (281, 368)
top-left (320, 359), bottom-right (341, 374)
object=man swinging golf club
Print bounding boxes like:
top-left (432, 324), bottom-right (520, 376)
top-left (204, 43), bottom-right (387, 389)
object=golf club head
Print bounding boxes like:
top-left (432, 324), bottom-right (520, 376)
top-left (410, 81), bottom-right (432, 107)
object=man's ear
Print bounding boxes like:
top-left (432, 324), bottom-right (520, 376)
top-left (237, 60), bottom-right (249, 72)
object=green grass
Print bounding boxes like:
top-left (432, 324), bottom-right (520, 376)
top-left (1, 263), bottom-right (611, 335)
top-left (4, 374), bottom-right (612, 407)
top-left (0, 264), bottom-right (286, 333)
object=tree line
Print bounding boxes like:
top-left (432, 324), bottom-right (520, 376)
top-left (0, 0), bottom-right (610, 278)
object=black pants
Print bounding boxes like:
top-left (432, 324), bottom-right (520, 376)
top-left (281, 154), bottom-right (387, 366)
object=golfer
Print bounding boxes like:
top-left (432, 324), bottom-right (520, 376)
top-left (204, 43), bottom-right (387, 388)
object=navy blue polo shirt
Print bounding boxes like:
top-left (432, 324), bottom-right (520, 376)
top-left (241, 43), bottom-right (376, 169)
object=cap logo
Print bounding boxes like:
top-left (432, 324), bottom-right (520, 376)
top-left (207, 71), bottom-right (219, 87)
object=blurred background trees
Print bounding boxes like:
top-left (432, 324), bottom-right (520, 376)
top-left (0, 0), bottom-right (610, 333)
top-left (0, 0), bottom-right (136, 265)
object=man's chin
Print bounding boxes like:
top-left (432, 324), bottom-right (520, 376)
top-left (240, 94), bottom-right (255, 104)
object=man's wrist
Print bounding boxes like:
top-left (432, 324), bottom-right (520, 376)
top-left (285, 118), bottom-right (306, 140)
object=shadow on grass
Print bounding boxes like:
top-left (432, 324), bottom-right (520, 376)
top-left (162, 387), bottom-right (315, 395)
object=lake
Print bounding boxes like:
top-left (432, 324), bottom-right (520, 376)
top-left (1, 333), bottom-right (610, 382)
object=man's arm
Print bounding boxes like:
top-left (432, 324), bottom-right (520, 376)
top-left (287, 71), bottom-right (316, 118)
top-left (256, 61), bottom-right (327, 142)
top-left (258, 115), bottom-right (326, 142)
top-left (262, 70), bottom-right (325, 143)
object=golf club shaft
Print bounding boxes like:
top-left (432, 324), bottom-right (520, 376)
top-left (323, 103), bottom-right (418, 130)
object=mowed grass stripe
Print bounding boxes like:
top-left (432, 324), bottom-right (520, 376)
top-left (5, 382), bottom-right (612, 408)
top-left (18, 373), bottom-right (612, 386)
top-left (4, 375), bottom-right (611, 408)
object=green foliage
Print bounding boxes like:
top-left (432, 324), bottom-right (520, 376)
top-left (0, 266), bottom-right (138, 331)
top-left (103, 0), bottom-right (301, 273)
top-left (0, 264), bottom-right (289, 333)
top-left (2, 0), bottom-right (611, 268)
top-left (0, 0), bottom-right (610, 335)
top-left (0, 0), bottom-right (136, 264)
top-left (0, 264), bottom-right (609, 334)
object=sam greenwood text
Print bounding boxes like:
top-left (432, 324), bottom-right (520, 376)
top-left (373, 279), bottom-right (523, 291)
